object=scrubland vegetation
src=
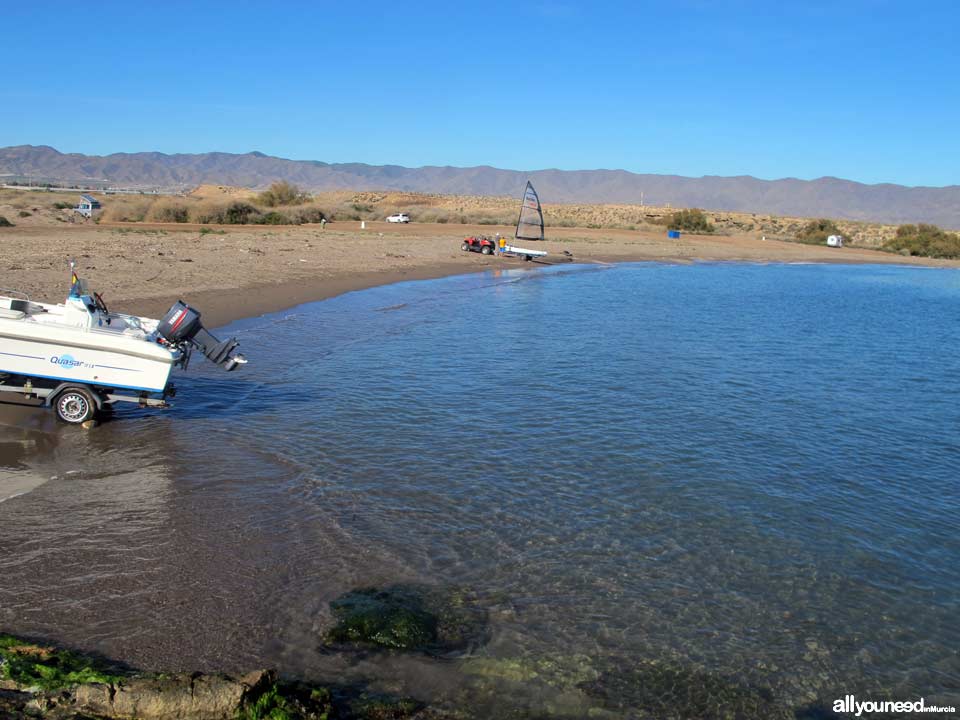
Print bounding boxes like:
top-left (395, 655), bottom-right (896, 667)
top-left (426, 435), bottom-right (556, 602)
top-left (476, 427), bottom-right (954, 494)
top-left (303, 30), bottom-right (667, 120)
top-left (100, 182), bottom-right (329, 225)
top-left (883, 223), bottom-right (960, 259)
top-left (796, 218), bottom-right (845, 245)
top-left (660, 208), bottom-right (715, 233)
top-left (3, 184), bottom-right (960, 261)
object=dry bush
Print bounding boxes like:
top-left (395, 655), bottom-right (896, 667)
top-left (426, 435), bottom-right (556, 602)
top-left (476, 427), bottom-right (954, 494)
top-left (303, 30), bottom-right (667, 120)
top-left (189, 201), bottom-right (228, 224)
top-left (329, 202), bottom-right (372, 221)
top-left (189, 200), bottom-right (261, 224)
top-left (884, 223), bottom-right (960, 258)
top-left (100, 198), bottom-right (152, 222)
top-left (283, 203), bottom-right (327, 224)
top-left (414, 208), bottom-right (456, 224)
top-left (659, 208), bottom-right (715, 234)
top-left (256, 181), bottom-right (311, 207)
top-left (795, 218), bottom-right (844, 245)
top-left (145, 199), bottom-right (190, 223)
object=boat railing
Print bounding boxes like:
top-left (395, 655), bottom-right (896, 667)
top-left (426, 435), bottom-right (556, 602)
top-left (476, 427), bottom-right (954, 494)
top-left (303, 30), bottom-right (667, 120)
top-left (0, 288), bottom-right (30, 302)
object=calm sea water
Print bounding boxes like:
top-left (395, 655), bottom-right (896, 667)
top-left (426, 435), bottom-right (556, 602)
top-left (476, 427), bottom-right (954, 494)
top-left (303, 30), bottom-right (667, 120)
top-left (1, 262), bottom-right (958, 716)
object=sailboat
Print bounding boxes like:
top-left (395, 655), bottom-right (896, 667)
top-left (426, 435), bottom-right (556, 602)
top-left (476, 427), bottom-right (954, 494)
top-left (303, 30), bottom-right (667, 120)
top-left (501, 181), bottom-right (548, 261)
top-left (515, 180), bottom-right (544, 241)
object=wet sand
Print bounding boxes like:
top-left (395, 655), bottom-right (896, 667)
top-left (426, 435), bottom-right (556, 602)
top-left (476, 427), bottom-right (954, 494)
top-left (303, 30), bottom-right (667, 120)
top-left (1, 220), bottom-right (955, 327)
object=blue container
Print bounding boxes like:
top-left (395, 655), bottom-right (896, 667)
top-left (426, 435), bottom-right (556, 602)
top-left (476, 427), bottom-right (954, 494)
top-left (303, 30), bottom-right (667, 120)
top-left (668, 230), bottom-right (681, 239)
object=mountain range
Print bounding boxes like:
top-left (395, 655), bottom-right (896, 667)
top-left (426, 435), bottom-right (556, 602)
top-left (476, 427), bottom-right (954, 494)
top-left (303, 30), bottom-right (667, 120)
top-left (2, 145), bottom-right (958, 228)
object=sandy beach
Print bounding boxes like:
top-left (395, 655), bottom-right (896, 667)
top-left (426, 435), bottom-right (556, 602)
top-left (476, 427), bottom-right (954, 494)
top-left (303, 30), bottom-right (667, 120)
top-left (2, 220), bottom-right (955, 327)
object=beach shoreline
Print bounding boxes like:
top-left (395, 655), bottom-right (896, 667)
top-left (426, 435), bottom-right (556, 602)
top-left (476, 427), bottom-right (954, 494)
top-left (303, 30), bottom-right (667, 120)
top-left (1, 220), bottom-right (956, 327)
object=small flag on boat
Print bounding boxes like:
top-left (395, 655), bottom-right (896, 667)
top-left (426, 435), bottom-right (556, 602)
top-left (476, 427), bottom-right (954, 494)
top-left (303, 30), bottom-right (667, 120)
top-left (69, 260), bottom-right (81, 296)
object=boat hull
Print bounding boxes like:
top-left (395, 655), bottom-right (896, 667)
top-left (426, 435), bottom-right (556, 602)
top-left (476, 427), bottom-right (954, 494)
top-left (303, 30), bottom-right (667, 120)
top-left (0, 333), bottom-right (175, 393)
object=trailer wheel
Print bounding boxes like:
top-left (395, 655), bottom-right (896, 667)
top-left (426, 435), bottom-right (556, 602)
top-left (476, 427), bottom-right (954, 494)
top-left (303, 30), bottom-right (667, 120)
top-left (481, 245), bottom-right (493, 255)
top-left (524, 255), bottom-right (533, 262)
top-left (461, 242), bottom-right (470, 251)
top-left (54, 388), bottom-right (96, 424)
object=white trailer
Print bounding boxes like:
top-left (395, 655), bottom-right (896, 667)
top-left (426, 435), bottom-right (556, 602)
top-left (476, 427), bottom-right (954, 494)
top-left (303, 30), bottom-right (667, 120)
top-left (501, 244), bottom-right (548, 262)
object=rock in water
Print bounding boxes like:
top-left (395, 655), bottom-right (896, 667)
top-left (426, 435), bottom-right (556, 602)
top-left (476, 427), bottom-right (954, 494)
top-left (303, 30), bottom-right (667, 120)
top-left (578, 658), bottom-right (793, 719)
top-left (326, 584), bottom-right (488, 655)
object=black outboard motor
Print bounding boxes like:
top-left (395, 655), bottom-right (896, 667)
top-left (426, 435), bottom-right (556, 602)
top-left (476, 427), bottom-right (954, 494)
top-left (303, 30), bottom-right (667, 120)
top-left (158, 301), bottom-right (246, 371)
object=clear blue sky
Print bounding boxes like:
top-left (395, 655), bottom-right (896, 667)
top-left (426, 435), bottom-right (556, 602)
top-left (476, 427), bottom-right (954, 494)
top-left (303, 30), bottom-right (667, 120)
top-left (3, 1), bottom-right (958, 186)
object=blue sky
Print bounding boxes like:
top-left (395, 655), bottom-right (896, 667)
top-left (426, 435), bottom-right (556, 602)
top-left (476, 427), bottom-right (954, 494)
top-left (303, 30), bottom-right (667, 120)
top-left (3, 1), bottom-right (958, 186)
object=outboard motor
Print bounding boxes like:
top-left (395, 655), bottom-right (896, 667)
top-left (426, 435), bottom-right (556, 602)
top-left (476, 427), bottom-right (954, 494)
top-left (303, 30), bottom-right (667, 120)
top-left (158, 301), bottom-right (247, 371)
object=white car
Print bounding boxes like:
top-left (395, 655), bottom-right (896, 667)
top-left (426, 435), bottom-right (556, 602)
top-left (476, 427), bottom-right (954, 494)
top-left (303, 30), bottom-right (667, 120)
top-left (386, 213), bottom-right (410, 223)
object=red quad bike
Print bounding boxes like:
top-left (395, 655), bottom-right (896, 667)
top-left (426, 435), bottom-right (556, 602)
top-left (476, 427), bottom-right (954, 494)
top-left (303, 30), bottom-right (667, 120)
top-left (461, 236), bottom-right (497, 255)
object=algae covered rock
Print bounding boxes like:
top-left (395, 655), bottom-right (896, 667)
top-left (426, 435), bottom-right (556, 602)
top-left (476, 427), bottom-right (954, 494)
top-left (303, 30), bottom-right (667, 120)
top-left (74, 669), bottom-right (275, 720)
top-left (345, 691), bottom-right (421, 719)
top-left (0, 634), bottom-right (127, 692)
top-left (0, 633), bottom-right (333, 720)
top-left (326, 584), bottom-right (488, 654)
top-left (237, 680), bottom-right (333, 720)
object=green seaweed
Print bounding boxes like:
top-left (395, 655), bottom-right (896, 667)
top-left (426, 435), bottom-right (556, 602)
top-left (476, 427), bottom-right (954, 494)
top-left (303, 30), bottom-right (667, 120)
top-left (348, 692), bottom-right (420, 719)
top-left (0, 634), bottom-right (126, 691)
top-left (326, 585), bottom-right (487, 654)
top-left (237, 682), bottom-right (332, 720)
top-left (328, 587), bottom-right (436, 650)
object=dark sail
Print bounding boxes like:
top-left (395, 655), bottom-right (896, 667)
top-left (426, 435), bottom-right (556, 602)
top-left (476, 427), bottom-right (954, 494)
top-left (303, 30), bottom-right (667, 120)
top-left (515, 181), bottom-right (544, 241)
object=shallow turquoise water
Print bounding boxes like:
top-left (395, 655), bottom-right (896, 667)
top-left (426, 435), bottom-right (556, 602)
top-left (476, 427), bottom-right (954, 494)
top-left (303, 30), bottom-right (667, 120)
top-left (2, 262), bottom-right (958, 716)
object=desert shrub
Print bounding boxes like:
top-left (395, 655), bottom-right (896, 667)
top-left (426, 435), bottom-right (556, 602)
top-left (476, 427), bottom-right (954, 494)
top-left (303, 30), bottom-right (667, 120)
top-left (0, 216), bottom-right (14, 227)
top-left (796, 218), bottom-right (844, 245)
top-left (100, 198), bottom-right (152, 222)
top-left (351, 202), bottom-right (373, 213)
top-left (17, 210), bottom-right (31, 218)
top-left (190, 201), bottom-right (261, 224)
top-left (662, 208), bottom-right (714, 233)
top-left (225, 202), bottom-right (259, 224)
top-left (51, 201), bottom-right (73, 210)
top-left (884, 223), bottom-right (960, 259)
top-left (415, 209), bottom-right (453, 224)
top-left (330, 202), bottom-right (366, 221)
top-left (254, 211), bottom-right (288, 225)
top-left (189, 201), bottom-right (227, 224)
top-left (198, 226), bottom-right (226, 236)
top-left (256, 181), bottom-right (311, 207)
top-left (287, 204), bottom-right (327, 224)
top-left (146, 200), bottom-right (190, 223)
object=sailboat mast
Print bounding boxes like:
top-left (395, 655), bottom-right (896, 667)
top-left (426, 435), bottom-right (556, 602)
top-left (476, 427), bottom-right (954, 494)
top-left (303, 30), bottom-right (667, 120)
top-left (515, 181), bottom-right (545, 241)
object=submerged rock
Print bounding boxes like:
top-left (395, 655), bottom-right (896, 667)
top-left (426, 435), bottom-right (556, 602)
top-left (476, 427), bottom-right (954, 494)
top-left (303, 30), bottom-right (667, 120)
top-left (461, 654), bottom-right (599, 690)
top-left (578, 658), bottom-right (793, 720)
top-left (345, 691), bottom-right (422, 719)
top-left (326, 584), bottom-right (488, 655)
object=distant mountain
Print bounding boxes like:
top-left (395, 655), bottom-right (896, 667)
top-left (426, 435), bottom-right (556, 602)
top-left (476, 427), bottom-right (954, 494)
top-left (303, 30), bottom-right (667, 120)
top-left (2, 145), bottom-right (959, 228)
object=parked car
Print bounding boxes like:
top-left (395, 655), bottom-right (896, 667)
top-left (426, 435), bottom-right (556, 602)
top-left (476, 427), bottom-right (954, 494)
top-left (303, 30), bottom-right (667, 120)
top-left (386, 213), bottom-right (410, 223)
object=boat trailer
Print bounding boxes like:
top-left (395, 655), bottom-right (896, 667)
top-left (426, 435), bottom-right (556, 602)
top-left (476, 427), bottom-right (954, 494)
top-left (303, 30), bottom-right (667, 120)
top-left (0, 373), bottom-right (172, 423)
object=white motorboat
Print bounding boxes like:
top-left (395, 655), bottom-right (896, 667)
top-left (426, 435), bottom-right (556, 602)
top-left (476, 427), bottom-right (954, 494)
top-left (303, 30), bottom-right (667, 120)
top-left (0, 267), bottom-right (246, 424)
